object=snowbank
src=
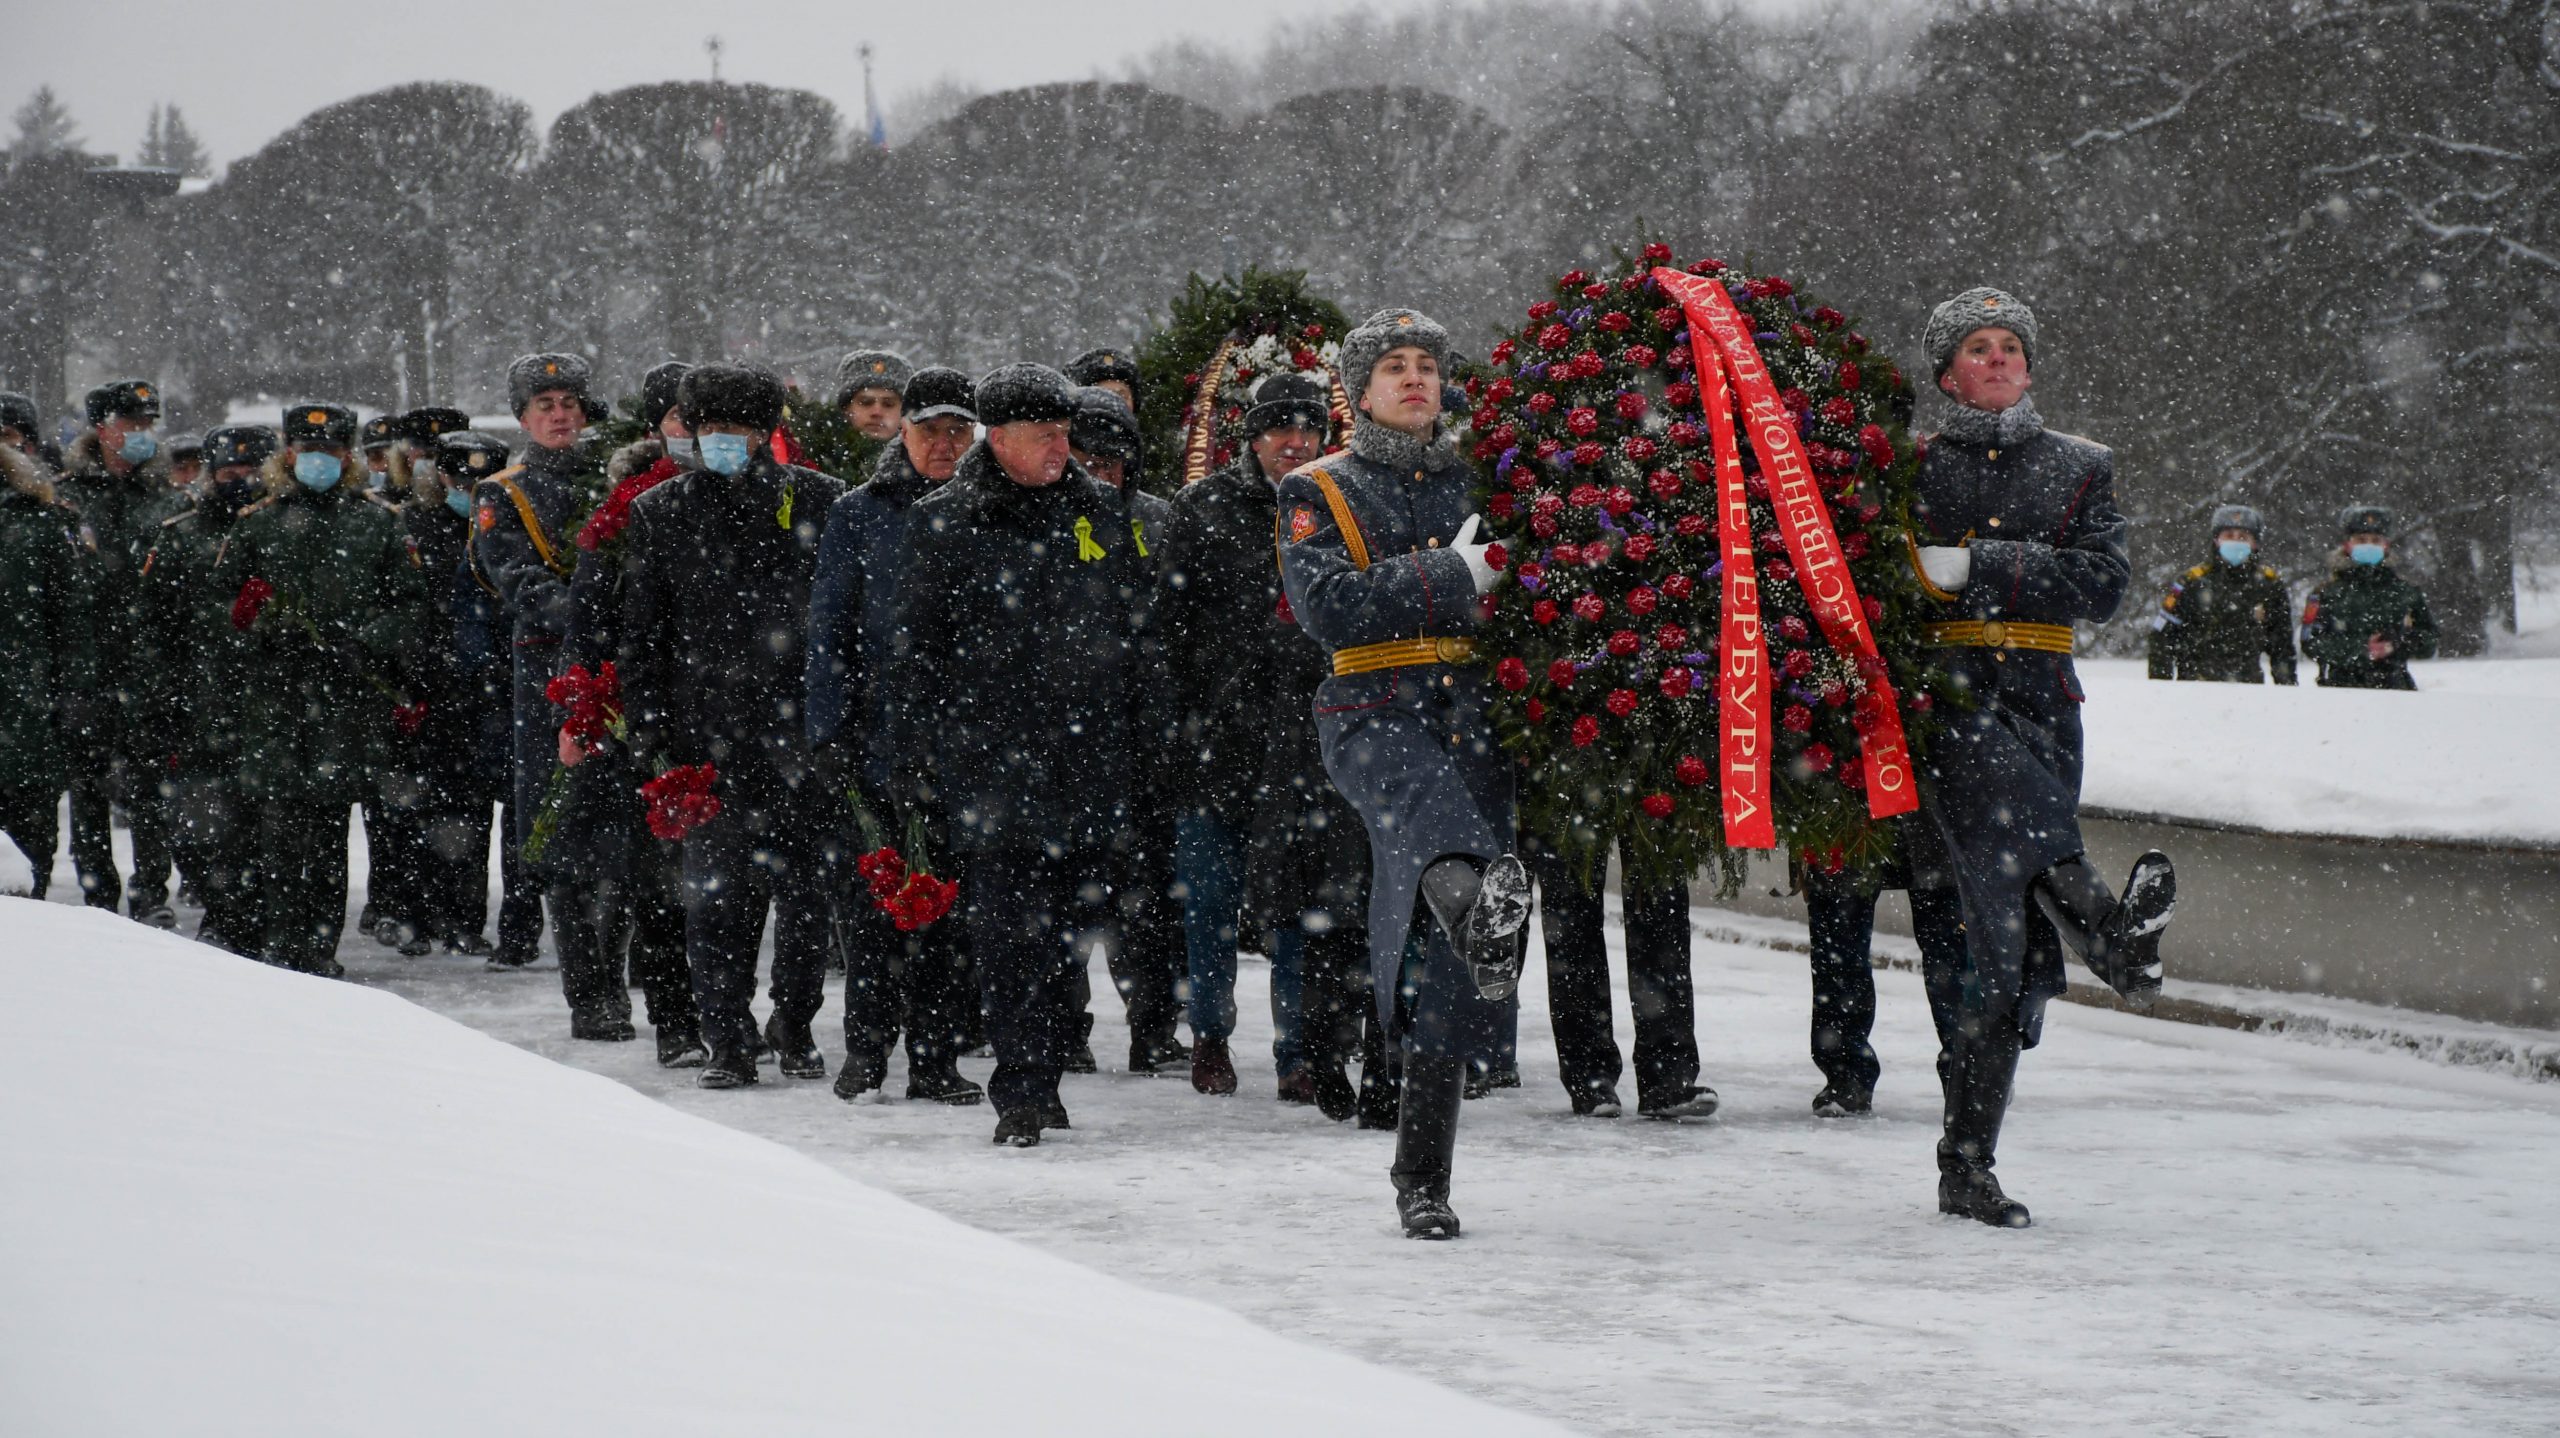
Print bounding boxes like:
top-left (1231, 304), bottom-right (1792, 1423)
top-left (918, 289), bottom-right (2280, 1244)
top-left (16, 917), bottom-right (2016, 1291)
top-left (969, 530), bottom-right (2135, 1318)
top-left (2074, 658), bottom-right (2560, 847)
top-left (0, 901), bottom-right (1568, 1438)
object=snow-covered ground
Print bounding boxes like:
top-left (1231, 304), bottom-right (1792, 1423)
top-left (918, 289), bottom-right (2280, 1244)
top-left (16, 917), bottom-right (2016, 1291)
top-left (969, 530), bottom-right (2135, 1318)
top-left (2075, 656), bottom-right (2560, 846)
top-left (0, 900), bottom-right (1568, 1438)
top-left (13, 883), bottom-right (2524, 1437)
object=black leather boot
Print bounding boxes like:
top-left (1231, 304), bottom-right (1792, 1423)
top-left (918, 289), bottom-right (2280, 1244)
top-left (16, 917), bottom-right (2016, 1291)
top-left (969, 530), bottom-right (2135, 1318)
top-left (2033, 851), bottom-right (2174, 1009)
top-left (1391, 1054), bottom-right (1466, 1239)
top-left (1936, 1020), bottom-right (2030, 1228)
top-left (1417, 855), bottom-right (1534, 1001)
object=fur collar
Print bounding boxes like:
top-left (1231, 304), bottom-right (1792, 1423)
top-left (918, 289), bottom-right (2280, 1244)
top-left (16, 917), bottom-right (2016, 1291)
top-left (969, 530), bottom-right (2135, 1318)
top-left (0, 444), bottom-right (55, 505)
top-left (1346, 416), bottom-right (1463, 476)
top-left (1936, 396), bottom-right (2045, 449)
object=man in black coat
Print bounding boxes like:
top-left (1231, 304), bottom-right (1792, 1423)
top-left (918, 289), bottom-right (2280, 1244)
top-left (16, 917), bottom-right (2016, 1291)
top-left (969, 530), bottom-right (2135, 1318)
top-left (882, 363), bottom-right (1175, 1146)
top-left (620, 363), bottom-right (846, 1089)
top-left (1156, 373), bottom-right (1329, 1095)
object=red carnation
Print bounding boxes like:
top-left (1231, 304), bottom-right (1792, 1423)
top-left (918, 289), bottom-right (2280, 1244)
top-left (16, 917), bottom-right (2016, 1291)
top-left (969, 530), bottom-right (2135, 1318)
top-left (1571, 715), bottom-right (1600, 748)
top-left (1863, 596), bottom-right (1885, 623)
top-left (1859, 423), bottom-right (1895, 469)
top-left (1529, 300), bottom-right (1559, 323)
top-left (1304, 323), bottom-right (1327, 339)
top-left (1791, 323), bottom-right (1819, 348)
top-left (393, 701), bottom-right (429, 736)
top-left (1838, 755), bottom-right (1866, 792)
top-left (1648, 469), bottom-right (1682, 502)
top-left (1766, 560), bottom-right (1796, 585)
top-left (1472, 403), bottom-right (1502, 431)
top-left (1626, 586), bottom-right (1660, 617)
top-left (1538, 323), bottom-right (1574, 351)
top-left (1567, 406), bottom-right (1600, 438)
top-left (1533, 598), bottom-right (1560, 626)
top-left (1838, 362), bottom-right (1863, 391)
top-left (1674, 515), bottom-right (1710, 539)
top-left (1489, 493), bottom-right (1517, 520)
top-left (885, 872), bottom-right (961, 932)
top-left (1783, 650), bottom-right (1816, 680)
top-left (1517, 561), bottom-right (1545, 583)
top-left (1642, 242), bottom-right (1674, 263)
top-left (1781, 705), bottom-right (1813, 734)
top-left (1641, 793), bottom-right (1676, 820)
top-left (1841, 532), bottom-right (1871, 560)
top-left (1471, 437), bottom-right (1501, 463)
top-left (1604, 486), bottom-right (1636, 515)
top-left (1623, 534), bottom-right (1658, 563)
top-left (1490, 339), bottom-right (1517, 366)
top-left (641, 763), bottom-right (724, 842)
top-left (1488, 378), bottom-right (1515, 402)
top-left (1668, 345), bottom-right (1692, 372)
top-left (1526, 698), bottom-right (1547, 723)
top-left (1547, 658), bottom-right (1580, 689)
top-left (1813, 306), bottom-right (1846, 329)
top-left (1495, 657), bottom-right (1530, 692)
top-left (1675, 754), bottom-right (1710, 787)
top-left (1568, 483), bottom-right (1604, 508)
top-left (1666, 422), bottom-right (1702, 448)
top-left (1554, 541), bottom-right (1583, 565)
top-left (1608, 629), bottom-right (1641, 657)
top-left (1663, 575), bottom-right (1695, 601)
top-left (1527, 392), bottom-right (1558, 415)
top-left (1653, 305), bottom-right (1684, 331)
top-left (1534, 492), bottom-right (1567, 517)
top-left (1622, 436), bottom-right (1658, 463)
top-left (230, 576), bottom-right (276, 631)
top-left (1531, 515), bottom-right (1559, 539)
top-left (1292, 347), bottom-right (1320, 369)
top-left (1599, 311), bottom-right (1632, 333)
top-left (1559, 269), bottom-right (1590, 290)
top-left (1779, 615), bottom-right (1811, 642)
top-left (1689, 257), bottom-right (1729, 274)
top-left (1507, 465), bottom-right (1534, 491)
top-left (1801, 743), bottom-right (1836, 775)
top-left (1626, 344), bottom-right (1660, 370)
top-left (1819, 397), bottom-right (1858, 428)
top-left (1605, 688), bottom-right (1640, 717)
top-left (1747, 276), bottom-right (1794, 299)
top-left (1573, 351), bottom-right (1608, 379)
top-left (1823, 683), bottom-right (1850, 709)
top-left (1655, 623), bottom-right (1690, 651)
top-left (1483, 543), bottom-right (1509, 570)
top-left (1573, 442), bottom-right (1607, 467)
top-left (1659, 666), bottom-right (1694, 699)
top-left (546, 661), bottom-right (626, 757)
top-left (1582, 542), bottom-right (1613, 569)
top-left (1571, 594), bottom-right (1606, 623)
top-left (1664, 382), bottom-right (1696, 410)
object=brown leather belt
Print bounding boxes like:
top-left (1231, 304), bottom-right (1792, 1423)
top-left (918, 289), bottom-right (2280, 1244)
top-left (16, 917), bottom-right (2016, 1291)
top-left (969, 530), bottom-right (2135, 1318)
top-left (1332, 636), bottom-right (1476, 675)
top-left (1924, 620), bottom-right (2075, 655)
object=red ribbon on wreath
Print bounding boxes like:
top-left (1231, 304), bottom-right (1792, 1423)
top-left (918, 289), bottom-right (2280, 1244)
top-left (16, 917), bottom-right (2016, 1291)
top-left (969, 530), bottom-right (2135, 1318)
top-left (1651, 267), bottom-right (1919, 847)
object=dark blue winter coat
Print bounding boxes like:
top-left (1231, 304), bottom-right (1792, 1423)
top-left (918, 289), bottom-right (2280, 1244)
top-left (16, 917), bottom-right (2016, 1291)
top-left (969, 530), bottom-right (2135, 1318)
top-left (1274, 423), bottom-right (1514, 1060)
top-left (805, 441), bottom-right (941, 794)
top-left (1906, 420), bottom-right (2130, 1037)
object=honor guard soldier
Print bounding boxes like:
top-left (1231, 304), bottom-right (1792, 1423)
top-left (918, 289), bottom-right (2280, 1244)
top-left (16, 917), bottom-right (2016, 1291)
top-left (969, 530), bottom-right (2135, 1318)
top-left (1274, 307), bottom-right (1533, 1240)
top-left (1905, 287), bottom-right (2177, 1227)
top-left (2300, 504), bottom-right (2438, 689)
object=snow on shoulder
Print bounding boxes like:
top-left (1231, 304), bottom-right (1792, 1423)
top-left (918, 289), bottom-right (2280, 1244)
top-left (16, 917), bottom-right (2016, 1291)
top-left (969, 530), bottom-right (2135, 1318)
top-left (0, 901), bottom-right (1569, 1438)
top-left (2075, 658), bottom-right (2560, 848)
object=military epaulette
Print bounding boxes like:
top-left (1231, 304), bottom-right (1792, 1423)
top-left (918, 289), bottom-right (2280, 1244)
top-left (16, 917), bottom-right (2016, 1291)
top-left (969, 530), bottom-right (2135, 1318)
top-left (2183, 564), bottom-right (2209, 581)
top-left (2260, 566), bottom-right (2281, 582)
top-left (237, 495), bottom-right (282, 518)
top-left (160, 509), bottom-right (194, 527)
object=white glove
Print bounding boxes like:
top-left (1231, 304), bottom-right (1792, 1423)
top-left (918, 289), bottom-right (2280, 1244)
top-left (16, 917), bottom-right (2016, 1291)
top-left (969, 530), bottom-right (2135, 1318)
top-left (1452, 513), bottom-right (1502, 593)
top-left (1918, 545), bottom-right (1971, 592)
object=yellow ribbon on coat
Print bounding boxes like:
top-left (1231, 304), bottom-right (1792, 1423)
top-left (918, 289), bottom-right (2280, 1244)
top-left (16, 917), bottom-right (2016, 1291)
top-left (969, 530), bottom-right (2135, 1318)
top-left (1074, 515), bottom-right (1105, 561)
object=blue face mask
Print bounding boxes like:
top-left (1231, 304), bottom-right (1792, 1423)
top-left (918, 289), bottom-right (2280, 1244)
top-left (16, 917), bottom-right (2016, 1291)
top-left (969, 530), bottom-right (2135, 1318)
top-left (119, 430), bottom-right (158, 464)
top-left (2217, 539), bottom-right (2253, 566)
top-left (663, 435), bottom-right (696, 464)
top-left (293, 451), bottom-right (343, 491)
top-left (698, 432), bottom-right (753, 476)
top-left (445, 486), bottom-right (472, 519)
top-left (2349, 542), bottom-right (2386, 566)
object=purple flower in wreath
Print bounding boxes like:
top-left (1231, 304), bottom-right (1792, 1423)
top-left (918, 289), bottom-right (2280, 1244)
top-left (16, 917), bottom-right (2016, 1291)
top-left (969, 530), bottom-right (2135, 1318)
top-left (1683, 651), bottom-right (1710, 665)
top-left (1519, 573), bottom-right (1544, 594)
top-left (1703, 560), bottom-right (1725, 579)
top-left (1595, 512), bottom-right (1623, 536)
top-left (1569, 306), bottom-right (1594, 326)
top-left (1727, 285), bottom-right (1751, 305)
top-left (1756, 332), bottom-right (1783, 346)
top-left (1521, 363), bottom-right (1548, 381)
top-left (1552, 450), bottom-right (1577, 472)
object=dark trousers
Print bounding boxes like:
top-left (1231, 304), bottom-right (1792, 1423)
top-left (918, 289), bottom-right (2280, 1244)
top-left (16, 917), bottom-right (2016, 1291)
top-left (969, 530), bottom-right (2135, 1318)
top-left (966, 845), bottom-right (1115, 1117)
top-left (491, 800), bottom-right (544, 956)
top-left (623, 837), bottom-right (695, 1034)
top-left (171, 772), bottom-right (257, 951)
top-left (1110, 827), bottom-right (1185, 1049)
top-left (70, 761), bottom-right (174, 913)
top-left (680, 800), bottom-right (829, 1056)
top-left (1528, 836), bottom-right (1698, 1105)
top-left (837, 851), bottom-right (971, 1067)
top-left (1803, 875), bottom-right (1885, 1095)
top-left (1283, 919), bottom-right (1370, 1073)
top-left (254, 796), bottom-right (351, 972)
top-left (361, 797), bottom-right (418, 928)
top-left (0, 783), bottom-right (59, 901)
top-left (1910, 884), bottom-right (2021, 1166)
top-left (411, 787), bottom-right (486, 944)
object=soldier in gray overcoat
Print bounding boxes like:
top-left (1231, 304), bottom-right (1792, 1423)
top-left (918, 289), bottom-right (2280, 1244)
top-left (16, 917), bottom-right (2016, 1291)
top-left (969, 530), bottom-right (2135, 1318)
top-left (1275, 307), bottom-right (1532, 1240)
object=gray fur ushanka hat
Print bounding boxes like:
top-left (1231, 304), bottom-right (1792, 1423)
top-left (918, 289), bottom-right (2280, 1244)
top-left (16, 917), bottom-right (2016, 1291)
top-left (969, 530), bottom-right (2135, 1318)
top-left (1336, 307), bottom-right (1451, 409)
top-left (834, 349), bottom-right (913, 409)
top-left (2209, 503), bottom-right (2264, 536)
top-left (1923, 287), bottom-right (2038, 377)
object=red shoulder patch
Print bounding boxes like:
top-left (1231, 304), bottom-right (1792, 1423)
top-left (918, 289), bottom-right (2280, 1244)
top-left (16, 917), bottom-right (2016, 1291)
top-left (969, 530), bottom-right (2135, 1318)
top-left (1287, 506), bottom-right (1318, 543)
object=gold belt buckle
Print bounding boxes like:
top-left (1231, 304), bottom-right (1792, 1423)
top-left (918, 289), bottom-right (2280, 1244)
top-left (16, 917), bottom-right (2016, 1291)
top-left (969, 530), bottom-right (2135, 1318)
top-left (1978, 619), bottom-right (2009, 648)
top-left (1434, 637), bottom-right (1471, 664)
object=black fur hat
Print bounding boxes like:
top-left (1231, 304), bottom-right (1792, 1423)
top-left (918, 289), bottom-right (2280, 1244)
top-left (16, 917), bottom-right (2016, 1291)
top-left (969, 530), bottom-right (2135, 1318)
top-left (679, 363), bottom-right (786, 433)
top-left (976, 363), bottom-right (1079, 427)
top-left (434, 429), bottom-right (512, 480)
top-left (202, 425), bottom-right (280, 471)
top-left (0, 391), bottom-right (38, 440)
top-left (639, 361), bottom-right (692, 430)
top-left (903, 366), bottom-right (977, 423)
top-left (1243, 372), bottom-right (1330, 440)
top-left (282, 402), bottom-right (359, 449)
top-left (87, 378), bottom-right (161, 426)
top-left (405, 406), bottom-right (472, 443)
top-left (1071, 386), bottom-right (1142, 467)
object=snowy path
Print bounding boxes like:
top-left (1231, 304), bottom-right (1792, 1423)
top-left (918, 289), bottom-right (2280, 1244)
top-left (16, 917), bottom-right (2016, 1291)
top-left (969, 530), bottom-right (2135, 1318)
top-left (346, 907), bottom-right (2560, 1438)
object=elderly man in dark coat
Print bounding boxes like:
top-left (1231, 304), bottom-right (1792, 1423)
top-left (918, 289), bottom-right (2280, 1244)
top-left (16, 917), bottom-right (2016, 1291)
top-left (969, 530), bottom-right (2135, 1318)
top-left (1904, 286), bottom-right (2178, 1228)
top-left (619, 363), bottom-right (846, 1089)
top-left (880, 363), bottom-right (1175, 1148)
top-left (806, 366), bottom-right (985, 1107)
top-left (1275, 307), bottom-right (1532, 1240)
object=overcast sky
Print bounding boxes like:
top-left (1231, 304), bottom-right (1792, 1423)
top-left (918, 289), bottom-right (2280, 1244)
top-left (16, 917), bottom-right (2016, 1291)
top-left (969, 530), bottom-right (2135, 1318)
top-left (8, 0), bottom-right (1385, 169)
